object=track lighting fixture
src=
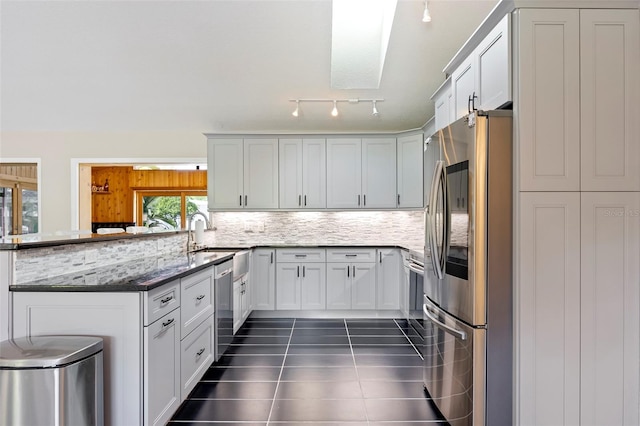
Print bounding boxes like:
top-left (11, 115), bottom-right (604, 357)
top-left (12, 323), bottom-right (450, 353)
top-left (422, 0), bottom-right (431, 22)
top-left (289, 98), bottom-right (384, 118)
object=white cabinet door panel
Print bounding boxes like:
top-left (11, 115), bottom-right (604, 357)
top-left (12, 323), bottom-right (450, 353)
top-left (477, 14), bottom-right (511, 111)
top-left (580, 10), bottom-right (640, 191)
top-left (144, 309), bottom-right (181, 426)
top-left (516, 9), bottom-right (580, 192)
top-left (279, 139), bottom-right (303, 208)
top-left (397, 134), bottom-right (424, 208)
top-left (244, 138), bottom-right (279, 208)
top-left (300, 263), bottom-right (326, 310)
top-left (276, 264), bottom-right (301, 310)
top-left (517, 192), bottom-right (580, 425)
top-left (207, 139), bottom-right (244, 209)
top-left (327, 139), bottom-right (362, 208)
top-left (376, 249), bottom-right (400, 310)
top-left (326, 263), bottom-right (350, 309)
top-left (302, 138), bottom-right (327, 208)
top-left (580, 192), bottom-right (640, 426)
top-left (452, 55), bottom-right (476, 121)
top-left (252, 249), bottom-right (275, 310)
top-left (362, 138), bottom-right (396, 208)
top-left (351, 264), bottom-right (376, 310)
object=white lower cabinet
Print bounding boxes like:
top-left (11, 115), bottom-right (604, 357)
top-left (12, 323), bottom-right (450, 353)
top-left (180, 315), bottom-right (214, 400)
top-left (144, 308), bottom-right (181, 426)
top-left (376, 249), bottom-right (400, 310)
top-left (276, 251), bottom-right (326, 310)
top-left (233, 273), bottom-right (251, 333)
top-left (326, 249), bottom-right (376, 310)
top-left (11, 264), bottom-right (220, 426)
top-left (252, 249), bottom-right (275, 310)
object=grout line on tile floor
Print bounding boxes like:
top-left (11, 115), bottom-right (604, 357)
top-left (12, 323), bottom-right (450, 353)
top-left (344, 318), bottom-right (370, 425)
top-left (266, 319), bottom-right (295, 425)
top-left (394, 319), bottom-right (424, 360)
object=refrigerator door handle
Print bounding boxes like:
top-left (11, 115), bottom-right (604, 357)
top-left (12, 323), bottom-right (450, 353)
top-left (423, 303), bottom-right (467, 341)
top-left (428, 160), bottom-right (447, 279)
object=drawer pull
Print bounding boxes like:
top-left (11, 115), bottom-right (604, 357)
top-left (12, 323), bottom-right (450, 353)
top-left (196, 348), bottom-right (205, 357)
top-left (160, 296), bottom-right (173, 305)
top-left (345, 254), bottom-right (358, 258)
top-left (196, 294), bottom-right (206, 301)
top-left (162, 318), bottom-right (175, 328)
top-left (295, 254), bottom-right (307, 258)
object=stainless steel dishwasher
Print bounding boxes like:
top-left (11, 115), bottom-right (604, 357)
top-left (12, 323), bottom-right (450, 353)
top-left (214, 259), bottom-right (233, 360)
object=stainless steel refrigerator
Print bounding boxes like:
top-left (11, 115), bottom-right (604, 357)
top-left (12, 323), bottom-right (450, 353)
top-left (423, 110), bottom-right (512, 426)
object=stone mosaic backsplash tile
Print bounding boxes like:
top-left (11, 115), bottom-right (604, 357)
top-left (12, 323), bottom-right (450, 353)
top-left (14, 234), bottom-right (185, 284)
top-left (208, 211), bottom-right (424, 251)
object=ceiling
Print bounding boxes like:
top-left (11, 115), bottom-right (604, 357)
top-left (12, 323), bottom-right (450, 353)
top-left (0, 0), bottom-right (499, 134)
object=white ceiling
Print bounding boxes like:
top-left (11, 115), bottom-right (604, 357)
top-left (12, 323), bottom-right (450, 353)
top-left (0, 0), bottom-right (499, 134)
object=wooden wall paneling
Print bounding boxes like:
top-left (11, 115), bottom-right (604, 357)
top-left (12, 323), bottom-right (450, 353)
top-left (129, 170), bottom-right (207, 190)
top-left (91, 167), bottom-right (134, 222)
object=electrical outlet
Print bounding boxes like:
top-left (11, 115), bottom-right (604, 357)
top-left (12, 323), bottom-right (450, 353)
top-left (85, 249), bottom-right (98, 264)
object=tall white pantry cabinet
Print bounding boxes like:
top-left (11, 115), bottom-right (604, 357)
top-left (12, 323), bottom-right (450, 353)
top-left (514, 7), bottom-right (640, 426)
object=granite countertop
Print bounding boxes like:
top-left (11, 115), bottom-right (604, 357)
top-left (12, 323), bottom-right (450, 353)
top-left (10, 250), bottom-right (236, 293)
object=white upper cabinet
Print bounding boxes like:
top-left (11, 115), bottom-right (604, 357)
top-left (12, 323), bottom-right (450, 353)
top-left (452, 55), bottom-right (476, 121)
top-left (580, 10), bottom-right (640, 191)
top-left (207, 138), bottom-right (278, 210)
top-left (516, 9), bottom-right (581, 192)
top-left (327, 138), bottom-right (397, 209)
top-left (432, 78), bottom-right (453, 132)
top-left (397, 134), bottom-right (424, 208)
top-left (327, 138), bottom-right (362, 208)
top-left (451, 14), bottom-right (511, 121)
top-left (476, 13), bottom-right (511, 111)
top-left (243, 139), bottom-right (279, 208)
top-left (279, 138), bottom-right (326, 208)
top-left (207, 138), bottom-right (244, 209)
top-left (362, 138), bottom-right (397, 208)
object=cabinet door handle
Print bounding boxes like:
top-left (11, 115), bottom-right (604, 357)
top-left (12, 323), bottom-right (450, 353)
top-left (303, 266), bottom-right (305, 277)
top-left (347, 266), bottom-right (350, 278)
top-left (270, 252), bottom-right (274, 263)
top-left (196, 294), bottom-right (206, 301)
top-left (352, 265), bottom-right (356, 278)
top-left (380, 252), bottom-right (382, 263)
top-left (297, 265), bottom-right (300, 277)
top-left (457, 197), bottom-right (460, 208)
top-left (397, 194), bottom-right (400, 206)
top-left (162, 318), bottom-right (175, 328)
top-left (363, 194), bottom-right (366, 206)
top-left (239, 195), bottom-right (242, 206)
top-left (358, 194), bottom-right (361, 206)
top-left (244, 195), bottom-right (248, 206)
top-left (472, 91), bottom-right (478, 111)
top-left (299, 195), bottom-right (301, 206)
top-left (196, 348), bottom-right (205, 357)
top-left (241, 290), bottom-right (246, 294)
top-left (468, 95), bottom-right (472, 114)
top-left (304, 195), bottom-right (307, 206)
top-left (462, 198), bottom-right (465, 209)
top-left (160, 296), bottom-right (173, 305)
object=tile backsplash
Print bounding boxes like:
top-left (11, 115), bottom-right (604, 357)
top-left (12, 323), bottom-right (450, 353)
top-left (208, 210), bottom-right (424, 250)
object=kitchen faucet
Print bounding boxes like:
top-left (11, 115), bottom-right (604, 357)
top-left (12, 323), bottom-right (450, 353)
top-left (186, 211), bottom-right (215, 251)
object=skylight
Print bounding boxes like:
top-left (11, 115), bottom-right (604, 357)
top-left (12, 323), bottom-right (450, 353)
top-left (331, 0), bottom-right (398, 89)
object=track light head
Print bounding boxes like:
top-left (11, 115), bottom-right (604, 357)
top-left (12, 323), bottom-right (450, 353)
top-left (422, 1), bottom-right (431, 22)
top-left (331, 100), bottom-right (339, 117)
top-left (292, 100), bottom-right (300, 117)
top-left (372, 100), bottom-right (379, 117)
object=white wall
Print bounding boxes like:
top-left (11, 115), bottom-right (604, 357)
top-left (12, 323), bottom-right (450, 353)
top-left (0, 131), bottom-right (206, 232)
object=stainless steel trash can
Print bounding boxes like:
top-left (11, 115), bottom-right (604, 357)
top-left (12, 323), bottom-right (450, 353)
top-left (0, 335), bottom-right (104, 426)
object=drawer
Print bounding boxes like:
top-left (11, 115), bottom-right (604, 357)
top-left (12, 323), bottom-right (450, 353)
top-left (180, 315), bottom-right (214, 399)
top-left (181, 269), bottom-right (214, 339)
top-left (144, 280), bottom-right (180, 326)
top-left (276, 248), bottom-right (325, 263)
top-left (326, 248), bottom-right (376, 263)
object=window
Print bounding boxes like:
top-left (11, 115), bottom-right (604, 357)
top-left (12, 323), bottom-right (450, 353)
top-left (136, 191), bottom-right (207, 231)
top-left (0, 163), bottom-right (39, 236)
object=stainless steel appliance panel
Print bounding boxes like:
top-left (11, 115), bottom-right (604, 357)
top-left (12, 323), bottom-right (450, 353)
top-left (423, 296), bottom-right (485, 426)
top-left (214, 261), bottom-right (233, 360)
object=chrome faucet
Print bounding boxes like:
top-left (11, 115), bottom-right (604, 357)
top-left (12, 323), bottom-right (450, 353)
top-left (186, 212), bottom-right (214, 251)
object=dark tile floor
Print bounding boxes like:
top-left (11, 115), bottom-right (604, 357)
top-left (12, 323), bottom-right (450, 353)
top-left (169, 317), bottom-right (445, 425)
